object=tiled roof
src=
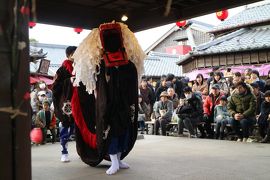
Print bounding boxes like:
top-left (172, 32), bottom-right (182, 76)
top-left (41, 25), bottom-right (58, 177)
top-left (177, 25), bottom-right (270, 65)
top-left (210, 3), bottom-right (270, 33)
top-left (144, 51), bottom-right (183, 77)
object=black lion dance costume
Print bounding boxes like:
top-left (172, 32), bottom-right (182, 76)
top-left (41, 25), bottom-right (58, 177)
top-left (71, 22), bottom-right (145, 175)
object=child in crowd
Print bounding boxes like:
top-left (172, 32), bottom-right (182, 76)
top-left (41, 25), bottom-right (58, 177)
top-left (35, 100), bottom-right (57, 144)
top-left (214, 96), bottom-right (231, 140)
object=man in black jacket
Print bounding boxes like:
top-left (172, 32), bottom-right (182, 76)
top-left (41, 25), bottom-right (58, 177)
top-left (176, 87), bottom-right (203, 138)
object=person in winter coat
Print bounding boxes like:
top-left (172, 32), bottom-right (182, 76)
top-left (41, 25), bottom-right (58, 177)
top-left (213, 96), bottom-right (232, 140)
top-left (203, 84), bottom-right (224, 138)
top-left (176, 86), bottom-right (203, 138)
top-left (257, 90), bottom-right (270, 143)
top-left (154, 91), bottom-right (173, 136)
top-left (35, 100), bottom-right (57, 144)
top-left (228, 82), bottom-right (256, 142)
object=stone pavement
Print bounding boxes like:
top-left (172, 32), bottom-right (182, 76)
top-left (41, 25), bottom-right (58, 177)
top-left (32, 135), bottom-right (270, 180)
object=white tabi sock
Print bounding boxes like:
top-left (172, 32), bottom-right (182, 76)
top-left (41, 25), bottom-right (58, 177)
top-left (106, 154), bottom-right (119, 175)
top-left (117, 152), bottom-right (130, 169)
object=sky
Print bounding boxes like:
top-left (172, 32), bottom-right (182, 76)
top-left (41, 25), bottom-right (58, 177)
top-left (29, 1), bottom-right (268, 50)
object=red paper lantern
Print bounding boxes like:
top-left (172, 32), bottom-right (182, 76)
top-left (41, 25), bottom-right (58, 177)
top-left (216, 10), bottom-right (229, 21)
top-left (74, 27), bottom-right (83, 34)
top-left (176, 20), bottom-right (187, 27)
top-left (30, 128), bottom-right (43, 144)
top-left (28, 21), bottom-right (36, 28)
top-left (20, 6), bottom-right (30, 15)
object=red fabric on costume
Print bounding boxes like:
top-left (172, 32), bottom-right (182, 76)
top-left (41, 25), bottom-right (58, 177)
top-left (62, 60), bottom-right (73, 74)
top-left (71, 87), bottom-right (97, 149)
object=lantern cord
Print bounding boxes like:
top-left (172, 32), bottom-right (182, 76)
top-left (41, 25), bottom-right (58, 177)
top-left (164, 0), bottom-right (172, 16)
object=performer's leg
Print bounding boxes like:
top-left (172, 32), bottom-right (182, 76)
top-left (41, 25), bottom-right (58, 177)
top-left (106, 154), bottom-right (119, 175)
top-left (107, 137), bottom-right (120, 175)
top-left (59, 122), bottom-right (70, 162)
top-left (117, 152), bottom-right (129, 169)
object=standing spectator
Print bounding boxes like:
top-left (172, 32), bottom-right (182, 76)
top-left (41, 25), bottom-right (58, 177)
top-left (30, 81), bottom-right (53, 116)
top-left (209, 72), bottom-right (229, 95)
top-left (35, 100), bottom-right (57, 144)
top-left (138, 95), bottom-right (149, 134)
top-left (139, 79), bottom-right (154, 120)
top-left (250, 82), bottom-right (264, 115)
top-left (52, 46), bottom-right (77, 162)
top-left (176, 87), bottom-right (203, 138)
top-left (258, 91), bottom-right (270, 143)
top-left (250, 70), bottom-right (265, 92)
top-left (167, 87), bottom-right (179, 109)
top-left (192, 73), bottom-right (208, 102)
top-left (244, 68), bottom-right (253, 84)
top-left (166, 73), bottom-right (184, 98)
top-left (154, 91), bottom-right (173, 136)
top-left (232, 72), bottom-right (242, 85)
top-left (264, 70), bottom-right (270, 92)
top-left (203, 84), bottom-right (223, 138)
top-left (155, 78), bottom-right (168, 101)
top-left (207, 66), bottom-right (221, 89)
top-left (214, 96), bottom-right (232, 140)
top-left (228, 82), bottom-right (256, 142)
top-left (146, 77), bottom-right (155, 95)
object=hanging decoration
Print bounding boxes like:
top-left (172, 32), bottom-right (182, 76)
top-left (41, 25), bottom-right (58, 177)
top-left (216, 10), bottom-right (229, 21)
top-left (20, 6), bottom-right (30, 15)
top-left (176, 20), bottom-right (187, 28)
top-left (28, 21), bottom-right (36, 28)
top-left (74, 27), bottom-right (83, 34)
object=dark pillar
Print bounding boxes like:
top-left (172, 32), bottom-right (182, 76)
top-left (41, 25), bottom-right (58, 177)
top-left (0, 0), bottom-right (31, 179)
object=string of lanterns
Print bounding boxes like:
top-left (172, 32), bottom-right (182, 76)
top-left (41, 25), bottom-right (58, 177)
top-left (176, 9), bottom-right (229, 27)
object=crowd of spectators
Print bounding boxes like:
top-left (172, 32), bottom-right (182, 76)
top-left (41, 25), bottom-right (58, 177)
top-left (138, 68), bottom-right (270, 143)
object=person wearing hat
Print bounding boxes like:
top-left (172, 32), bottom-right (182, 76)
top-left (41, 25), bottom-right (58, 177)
top-left (257, 90), bottom-right (270, 143)
top-left (213, 95), bottom-right (232, 140)
top-left (35, 100), bottom-right (57, 144)
top-left (228, 81), bottom-right (256, 142)
top-left (202, 84), bottom-right (224, 138)
top-left (176, 86), bottom-right (203, 138)
top-left (154, 91), bottom-right (173, 136)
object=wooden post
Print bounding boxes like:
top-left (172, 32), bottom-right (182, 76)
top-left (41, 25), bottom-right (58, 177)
top-left (0, 0), bottom-right (31, 179)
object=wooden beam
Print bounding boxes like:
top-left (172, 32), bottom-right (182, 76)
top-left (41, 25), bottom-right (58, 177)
top-left (0, 1), bottom-right (31, 179)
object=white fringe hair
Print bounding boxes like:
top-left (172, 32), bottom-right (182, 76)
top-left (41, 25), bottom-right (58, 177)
top-left (72, 22), bottom-right (146, 94)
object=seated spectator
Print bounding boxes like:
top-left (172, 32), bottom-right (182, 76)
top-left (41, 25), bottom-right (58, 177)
top-left (35, 100), bottom-right (57, 144)
top-left (167, 87), bottom-right (179, 109)
top-left (228, 82), bottom-right (256, 142)
top-left (257, 91), bottom-right (270, 143)
top-left (250, 82), bottom-right (264, 116)
top-left (154, 91), bottom-right (173, 136)
top-left (214, 96), bottom-right (232, 140)
top-left (209, 72), bottom-right (229, 95)
top-left (138, 95), bottom-right (149, 134)
top-left (192, 73), bottom-right (208, 102)
top-left (176, 87), bottom-right (203, 138)
top-left (203, 84), bottom-right (224, 138)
